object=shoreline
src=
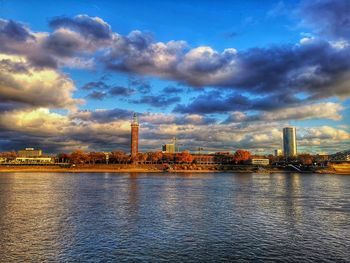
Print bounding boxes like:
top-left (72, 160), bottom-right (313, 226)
top-left (0, 165), bottom-right (349, 174)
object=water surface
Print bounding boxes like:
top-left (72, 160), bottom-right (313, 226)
top-left (0, 172), bottom-right (349, 262)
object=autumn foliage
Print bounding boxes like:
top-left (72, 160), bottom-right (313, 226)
top-left (176, 151), bottom-right (194, 163)
top-left (233, 149), bottom-right (251, 164)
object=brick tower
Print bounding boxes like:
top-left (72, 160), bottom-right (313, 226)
top-left (130, 113), bottom-right (139, 159)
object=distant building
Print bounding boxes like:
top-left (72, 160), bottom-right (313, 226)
top-left (18, 148), bottom-right (42, 157)
top-left (162, 144), bottom-right (175, 153)
top-left (130, 113), bottom-right (139, 158)
top-left (0, 157), bottom-right (7, 163)
top-left (249, 158), bottom-right (270, 166)
top-left (193, 154), bottom-right (215, 164)
top-left (283, 127), bottom-right (297, 157)
top-left (274, 149), bottom-right (282, 157)
top-left (15, 157), bottom-right (53, 164)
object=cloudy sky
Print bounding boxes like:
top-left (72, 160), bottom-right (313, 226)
top-left (0, 0), bottom-right (349, 154)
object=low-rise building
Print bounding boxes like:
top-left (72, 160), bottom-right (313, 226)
top-left (18, 148), bottom-right (42, 157)
top-left (193, 154), bottom-right (215, 164)
top-left (15, 157), bottom-right (53, 164)
top-left (249, 158), bottom-right (270, 166)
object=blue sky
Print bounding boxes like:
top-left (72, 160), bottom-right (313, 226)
top-left (0, 0), bottom-right (349, 154)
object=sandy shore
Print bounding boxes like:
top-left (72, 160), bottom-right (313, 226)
top-left (0, 164), bottom-right (348, 174)
top-left (0, 165), bottom-right (272, 173)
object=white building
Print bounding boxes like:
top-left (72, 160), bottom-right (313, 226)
top-left (250, 159), bottom-right (270, 166)
top-left (15, 157), bottom-right (53, 164)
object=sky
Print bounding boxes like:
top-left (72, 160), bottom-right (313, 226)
top-left (0, 0), bottom-right (349, 154)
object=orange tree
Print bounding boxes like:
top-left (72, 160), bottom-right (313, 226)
top-left (177, 151), bottom-right (194, 164)
top-left (233, 149), bottom-right (251, 164)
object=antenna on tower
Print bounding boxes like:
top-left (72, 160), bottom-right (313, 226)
top-left (132, 112), bottom-right (138, 124)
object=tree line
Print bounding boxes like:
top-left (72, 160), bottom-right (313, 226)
top-left (56, 149), bottom-right (252, 165)
top-left (1, 149), bottom-right (323, 166)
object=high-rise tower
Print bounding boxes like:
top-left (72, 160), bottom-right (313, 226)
top-left (283, 127), bottom-right (297, 157)
top-left (130, 113), bottom-right (139, 158)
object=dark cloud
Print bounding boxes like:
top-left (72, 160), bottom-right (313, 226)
top-left (162, 86), bottom-right (183, 94)
top-left (129, 77), bottom-right (152, 93)
top-left (86, 91), bottom-right (107, 100)
top-left (49, 15), bottom-right (113, 40)
top-left (109, 86), bottom-right (135, 96)
top-left (81, 77), bottom-right (135, 98)
top-left (1, 13), bottom-right (350, 103)
top-left (81, 80), bottom-right (109, 90)
top-left (132, 95), bottom-right (181, 108)
top-left (43, 30), bottom-right (84, 57)
top-left (70, 108), bottom-right (133, 125)
top-left (173, 90), bottom-right (305, 114)
top-left (222, 102), bottom-right (344, 124)
top-left (0, 19), bottom-right (34, 42)
top-left (102, 31), bottom-right (350, 101)
top-left (300, 0), bottom-right (350, 40)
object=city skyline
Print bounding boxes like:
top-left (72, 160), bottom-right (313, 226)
top-left (0, 0), bottom-right (350, 154)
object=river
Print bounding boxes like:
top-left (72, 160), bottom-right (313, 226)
top-left (0, 172), bottom-right (349, 262)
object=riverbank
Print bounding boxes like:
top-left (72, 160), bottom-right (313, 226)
top-left (0, 163), bottom-right (349, 174)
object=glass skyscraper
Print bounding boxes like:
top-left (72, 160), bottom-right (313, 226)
top-left (283, 127), bottom-right (297, 157)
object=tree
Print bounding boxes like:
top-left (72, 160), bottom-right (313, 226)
top-left (70, 150), bottom-right (88, 164)
top-left (57, 153), bottom-right (70, 163)
top-left (148, 151), bottom-right (163, 164)
top-left (298, 154), bottom-right (313, 165)
top-left (110, 151), bottom-right (128, 164)
top-left (0, 151), bottom-right (17, 160)
top-left (137, 153), bottom-right (147, 164)
top-left (177, 151), bottom-right (194, 164)
top-left (233, 149), bottom-right (251, 164)
top-left (162, 153), bottom-right (174, 163)
top-left (88, 152), bottom-right (106, 164)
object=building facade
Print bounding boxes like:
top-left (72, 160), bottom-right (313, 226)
top-left (15, 157), bottom-right (53, 164)
top-left (274, 149), bottom-right (282, 157)
top-left (18, 148), bottom-right (42, 157)
top-left (250, 158), bottom-right (270, 166)
top-left (130, 113), bottom-right (139, 158)
top-left (283, 127), bottom-right (297, 157)
top-left (162, 144), bottom-right (175, 153)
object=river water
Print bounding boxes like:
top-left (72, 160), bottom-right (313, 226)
top-left (0, 172), bottom-right (349, 262)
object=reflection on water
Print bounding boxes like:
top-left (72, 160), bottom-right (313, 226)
top-left (0, 173), bottom-right (349, 262)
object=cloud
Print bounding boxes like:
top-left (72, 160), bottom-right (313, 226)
top-left (49, 15), bottom-right (113, 40)
top-left (300, 0), bottom-right (350, 40)
top-left (81, 80), bottom-right (109, 90)
top-left (71, 108), bottom-right (132, 123)
top-left (109, 86), bottom-right (135, 96)
top-left (0, 108), bottom-right (131, 152)
top-left (1, 15), bottom-right (350, 103)
top-left (0, 54), bottom-right (83, 110)
top-left (302, 125), bottom-right (350, 140)
top-left (0, 19), bottom-right (34, 42)
top-left (174, 90), bottom-right (303, 114)
top-left (102, 29), bottom-right (350, 102)
top-left (162, 86), bottom-right (183, 94)
top-left (0, 13), bottom-right (349, 154)
top-left (131, 95), bottom-right (181, 108)
top-left (224, 102), bottom-right (345, 123)
top-left (0, 107), bottom-right (348, 154)
top-left (86, 91), bottom-right (107, 100)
